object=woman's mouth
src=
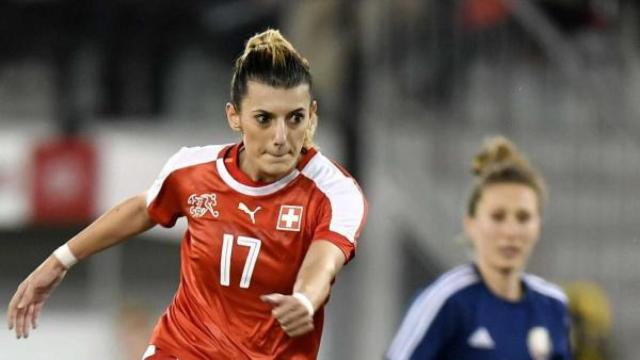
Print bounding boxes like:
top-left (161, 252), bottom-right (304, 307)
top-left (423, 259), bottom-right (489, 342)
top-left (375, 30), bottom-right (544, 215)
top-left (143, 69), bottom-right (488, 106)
top-left (498, 246), bottom-right (521, 259)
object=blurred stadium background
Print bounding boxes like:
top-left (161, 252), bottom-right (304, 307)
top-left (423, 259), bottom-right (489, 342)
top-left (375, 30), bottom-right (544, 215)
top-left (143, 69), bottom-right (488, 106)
top-left (0, 0), bottom-right (638, 359)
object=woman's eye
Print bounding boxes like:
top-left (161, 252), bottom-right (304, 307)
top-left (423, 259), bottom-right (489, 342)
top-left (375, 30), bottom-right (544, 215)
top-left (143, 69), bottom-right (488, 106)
top-left (255, 114), bottom-right (269, 124)
top-left (491, 212), bottom-right (506, 222)
top-left (516, 211), bottom-right (531, 223)
top-left (291, 113), bottom-right (305, 124)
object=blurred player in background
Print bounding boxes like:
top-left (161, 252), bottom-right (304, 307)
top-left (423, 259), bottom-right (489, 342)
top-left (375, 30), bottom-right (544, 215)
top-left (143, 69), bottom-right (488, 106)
top-left (7, 29), bottom-right (367, 359)
top-left (386, 136), bottom-right (571, 359)
top-left (564, 281), bottom-right (614, 360)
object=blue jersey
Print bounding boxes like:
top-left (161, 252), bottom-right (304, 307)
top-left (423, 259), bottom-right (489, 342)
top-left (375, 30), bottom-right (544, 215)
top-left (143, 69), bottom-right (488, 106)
top-left (387, 264), bottom-right (572, 360)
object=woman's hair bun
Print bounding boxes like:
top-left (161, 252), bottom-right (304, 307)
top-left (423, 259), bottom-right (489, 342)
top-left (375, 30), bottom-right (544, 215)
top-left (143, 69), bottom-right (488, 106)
top-left (472, 136), bottom-right (529, 177)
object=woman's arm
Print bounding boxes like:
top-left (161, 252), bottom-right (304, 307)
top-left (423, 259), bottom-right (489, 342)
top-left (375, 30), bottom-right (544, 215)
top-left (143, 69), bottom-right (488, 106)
top-left (65, 193), bottom-right (155, 260)
top-left (7, 193), bottom-right (155, 339)
top-left (292, 240), bottom-right (345, 310)
top-left (261, 240), bottom-right (345, 337)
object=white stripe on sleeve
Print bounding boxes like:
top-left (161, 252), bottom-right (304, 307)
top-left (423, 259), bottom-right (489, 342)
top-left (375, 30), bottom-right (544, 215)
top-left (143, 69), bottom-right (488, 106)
top-left (301, 153), bottom-right (365, 243)
top-left (523, 274), bottom-right (568, 304)
top-left (387, 265), bottom-right (478, 360)
top-left (146, 145), bottom-right (225, 206)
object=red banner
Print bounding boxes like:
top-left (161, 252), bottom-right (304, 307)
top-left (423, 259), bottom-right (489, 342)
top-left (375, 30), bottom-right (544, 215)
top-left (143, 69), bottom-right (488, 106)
top-left (32, 137), bottom-right (97, 225)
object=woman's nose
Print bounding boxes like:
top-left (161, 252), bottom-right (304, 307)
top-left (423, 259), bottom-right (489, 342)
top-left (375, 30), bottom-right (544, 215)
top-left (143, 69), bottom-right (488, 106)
top-left (273, 119), bottom-right (287, 144)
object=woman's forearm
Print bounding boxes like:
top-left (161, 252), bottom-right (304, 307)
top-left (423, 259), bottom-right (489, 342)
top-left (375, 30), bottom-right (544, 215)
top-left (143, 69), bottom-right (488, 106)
top-left (293, 240), bottom-right (346, 311)
top-left (65, 193), bottom-right (155, 261)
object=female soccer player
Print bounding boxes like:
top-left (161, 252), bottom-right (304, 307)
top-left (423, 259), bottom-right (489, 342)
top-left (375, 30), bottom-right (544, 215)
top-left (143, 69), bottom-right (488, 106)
top-left (8, 29), bottom-right (367, 360)
top-left (386, 136), bottom-right (571, 360)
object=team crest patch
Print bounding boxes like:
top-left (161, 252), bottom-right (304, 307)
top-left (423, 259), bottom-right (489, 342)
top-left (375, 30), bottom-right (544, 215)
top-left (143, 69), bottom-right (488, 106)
top-left (276, 205), bottom-right (303, 232)
top-left (527, 326), bottom-right (552, 359)
top-left (188, 193), bottom-right (220, 218)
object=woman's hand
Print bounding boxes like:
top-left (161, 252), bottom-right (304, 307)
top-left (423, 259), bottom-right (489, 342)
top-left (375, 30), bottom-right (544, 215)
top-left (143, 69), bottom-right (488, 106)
top-left (7, 256), bottom-right (68, 339)
top-left (261, 293), bottom-right (315, 337)
top-left (262, 240), bottom-right (346, 337)
top-left (7, 193), bottom-right (155, 340)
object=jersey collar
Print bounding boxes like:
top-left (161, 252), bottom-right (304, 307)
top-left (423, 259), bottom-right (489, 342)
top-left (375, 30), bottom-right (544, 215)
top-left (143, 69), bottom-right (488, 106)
top-left (472, 262), bottom-right (532, 304)
top-left (216, 143), bottom-right (316, 196)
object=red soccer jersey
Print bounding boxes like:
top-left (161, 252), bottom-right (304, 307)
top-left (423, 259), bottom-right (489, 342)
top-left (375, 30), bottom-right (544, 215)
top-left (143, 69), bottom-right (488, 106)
top-left (145, 143), bottom-right (367, 359)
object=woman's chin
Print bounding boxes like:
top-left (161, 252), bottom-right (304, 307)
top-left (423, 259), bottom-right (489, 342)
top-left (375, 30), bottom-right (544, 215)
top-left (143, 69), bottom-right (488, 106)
top-left (492, 259), bottom-right (522, 274)
top-left (261, 163), bottom-right (296, 180)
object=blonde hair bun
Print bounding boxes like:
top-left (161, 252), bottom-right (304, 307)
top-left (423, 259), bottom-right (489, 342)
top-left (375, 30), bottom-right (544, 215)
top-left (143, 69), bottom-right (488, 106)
top-left (472, 136), bottom-right (531, 177)
top-left (466, 135), bottom-right (546, 215)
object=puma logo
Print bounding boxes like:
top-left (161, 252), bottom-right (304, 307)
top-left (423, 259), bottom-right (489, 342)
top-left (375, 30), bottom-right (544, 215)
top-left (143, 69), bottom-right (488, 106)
top-left (238, 202), bottom-right (261, 224)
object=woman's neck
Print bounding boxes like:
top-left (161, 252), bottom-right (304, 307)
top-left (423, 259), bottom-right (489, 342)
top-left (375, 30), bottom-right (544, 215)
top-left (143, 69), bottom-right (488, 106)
top-left (238, 149), bottom-right (267, 182)
top-left (238, 147), bottom-right (293, 183)
top-left (475, 260), bottom-right (523, 302)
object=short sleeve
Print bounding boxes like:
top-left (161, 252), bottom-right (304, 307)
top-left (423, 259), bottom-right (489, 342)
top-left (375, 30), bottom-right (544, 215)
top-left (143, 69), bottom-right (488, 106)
top-left (386, 289), bottom-right (458, 360)
top-left (311, 178), bottom-right (367, 263)
top-left (146, 148), bottom-right (186, 227)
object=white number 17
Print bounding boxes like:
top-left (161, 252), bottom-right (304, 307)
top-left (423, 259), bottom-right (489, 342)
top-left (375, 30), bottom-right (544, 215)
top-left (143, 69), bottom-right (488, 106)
top-left (220, 234), bottom-right (262, 289)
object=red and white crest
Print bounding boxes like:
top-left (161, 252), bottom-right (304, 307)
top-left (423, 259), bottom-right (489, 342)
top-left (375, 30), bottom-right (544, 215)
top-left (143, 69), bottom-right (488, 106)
top-left (188, 193), bottom-right (219, 218)
top-left (276, 205), bottom-right (303, 232)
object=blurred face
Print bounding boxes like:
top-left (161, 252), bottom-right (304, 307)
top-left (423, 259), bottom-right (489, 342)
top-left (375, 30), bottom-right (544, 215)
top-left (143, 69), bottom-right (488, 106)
top-left (226, 81), bottom-right (317, 182)
top-left (465, 183), bottom-right (541, 274)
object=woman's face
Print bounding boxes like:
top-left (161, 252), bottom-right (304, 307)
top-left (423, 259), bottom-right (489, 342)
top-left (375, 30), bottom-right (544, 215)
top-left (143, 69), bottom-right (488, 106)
top-left (465, 183), bottom-right (541, 274)
top-left (226, 81), bottom-right (317, 182)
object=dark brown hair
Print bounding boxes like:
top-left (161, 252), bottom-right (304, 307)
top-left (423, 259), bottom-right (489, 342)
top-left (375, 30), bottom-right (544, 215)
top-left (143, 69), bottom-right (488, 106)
top-left (230, 29), bottom-right (315, 148)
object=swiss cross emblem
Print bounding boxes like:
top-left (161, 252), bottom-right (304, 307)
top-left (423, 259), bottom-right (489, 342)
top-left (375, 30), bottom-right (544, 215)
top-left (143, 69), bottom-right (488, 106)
top-left (276, 205), bottom-right (303, 232)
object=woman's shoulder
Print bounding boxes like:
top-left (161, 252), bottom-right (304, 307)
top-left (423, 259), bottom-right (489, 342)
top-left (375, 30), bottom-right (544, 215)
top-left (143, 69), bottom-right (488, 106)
top-left (413, 264), bottom-right (482, 308)
top-left (522, 273), bottom-right (569, 306)
top-left (169, 144), bottom-right (232, 161)
top-left (300, 150), bottom-right (356, 181)
top-left (159, 144), bottom-right (232, 171)
top-left (300, 150), bottom-right (365, 199)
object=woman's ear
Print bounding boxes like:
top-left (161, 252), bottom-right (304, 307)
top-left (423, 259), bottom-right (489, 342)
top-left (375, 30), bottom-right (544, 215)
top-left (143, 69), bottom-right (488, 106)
top-left (308, 100), bottom-right (318, 130)
top-left (226, 102), bottom-right (242, 132)
top-left (463, 216), bottom-right (475, 243)
top-left (310, 100), bottom-right (318, 119)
